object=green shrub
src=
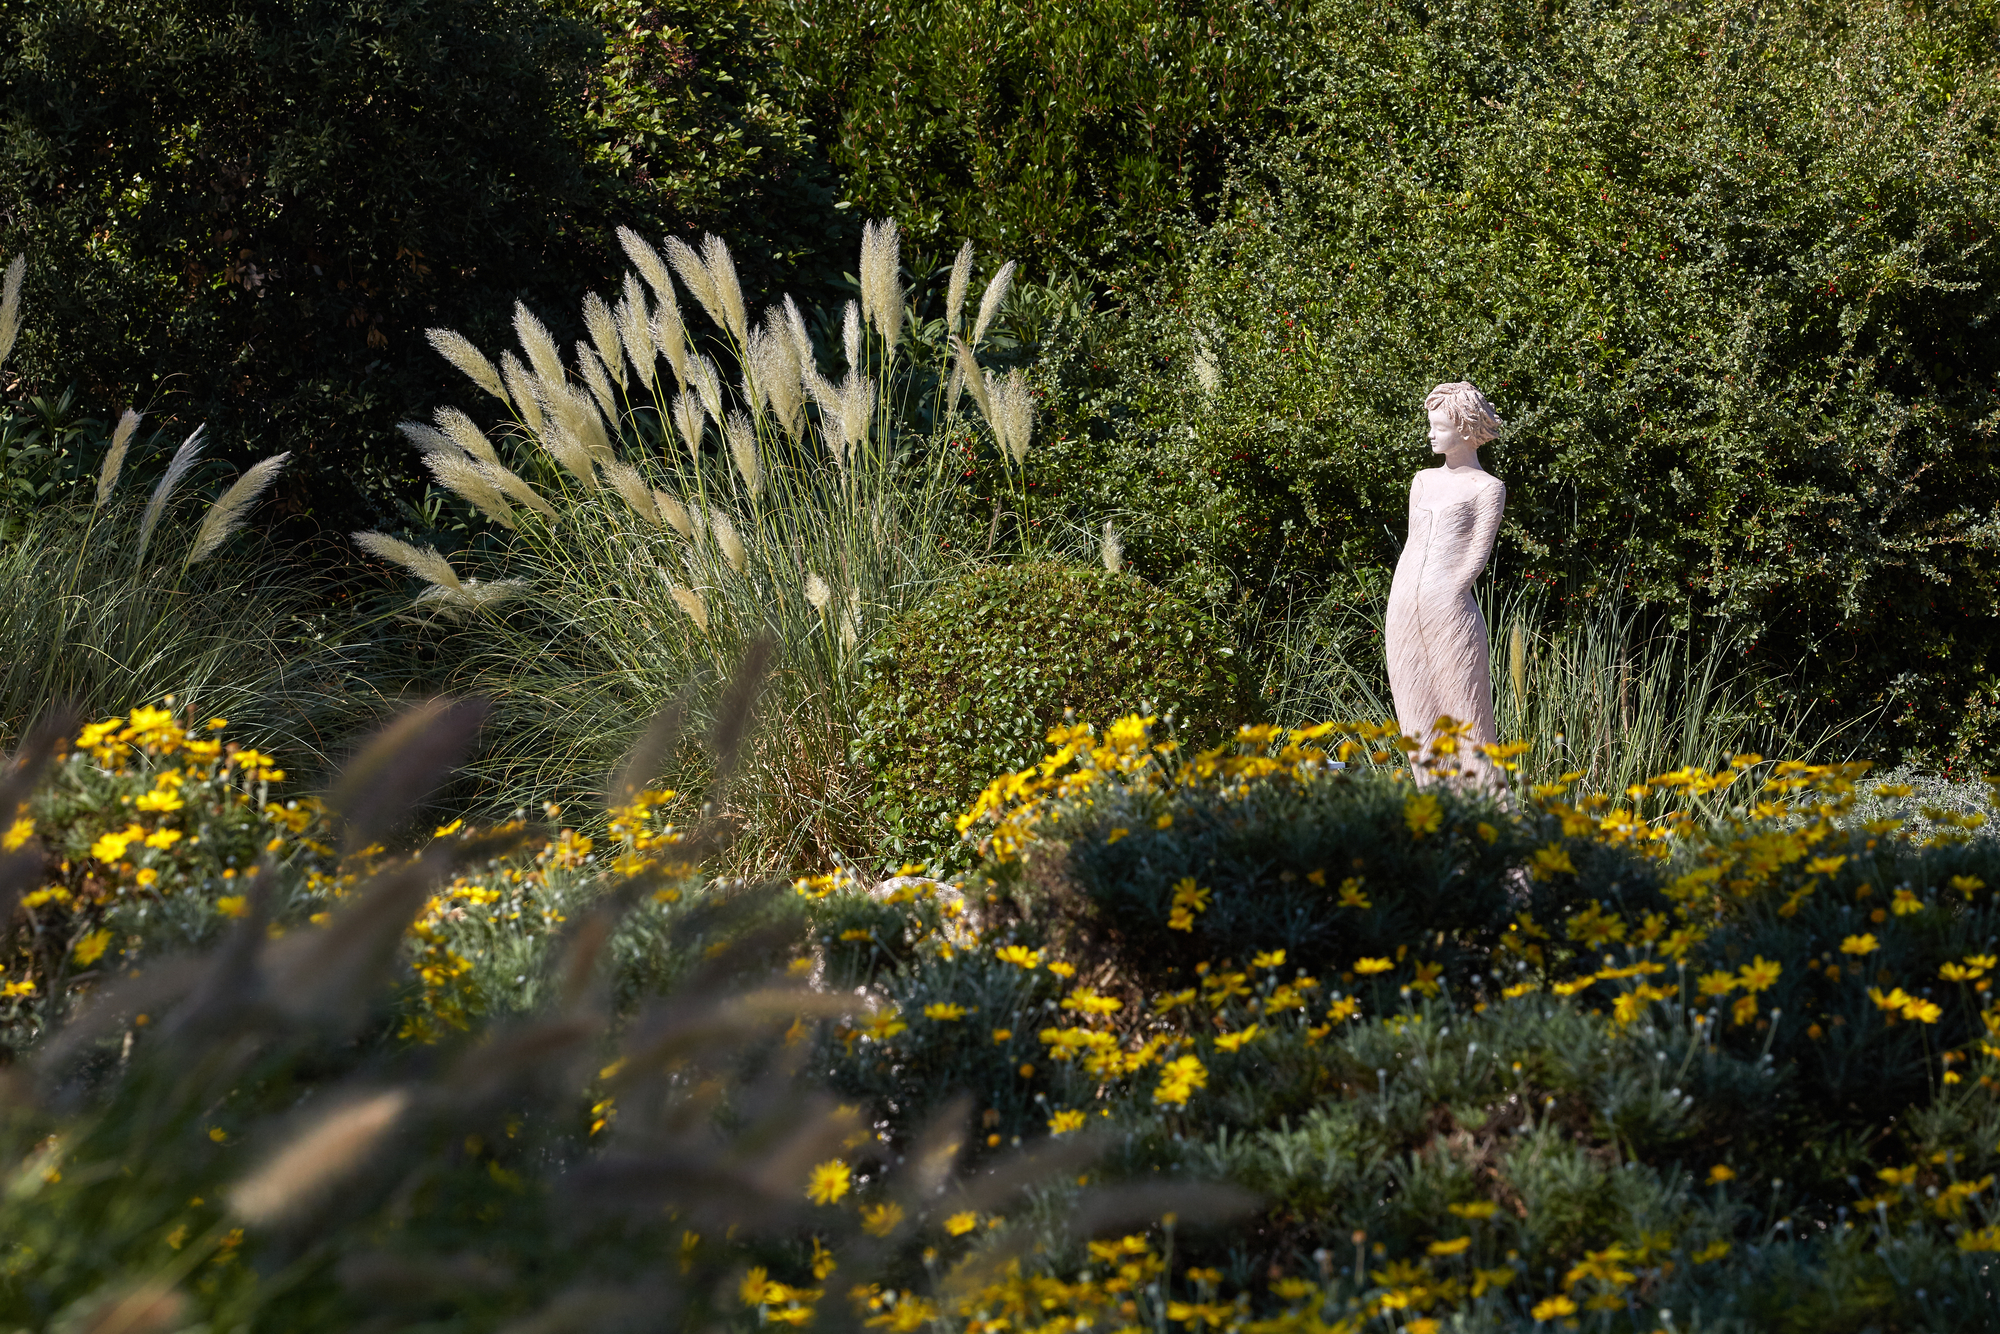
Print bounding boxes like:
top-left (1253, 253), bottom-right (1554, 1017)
top-left (1037, 0), bottom-right (2000, 760)
top-left (850, 562), bottom-right (1258, 864)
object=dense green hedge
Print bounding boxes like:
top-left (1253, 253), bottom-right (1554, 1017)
top-left (851, 562), bottom-right (1257, 863)
top-left (1036, 0), bottom-right (2000, 759)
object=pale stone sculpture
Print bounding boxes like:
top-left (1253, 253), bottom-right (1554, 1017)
top-left (1385, 382), bottom-right (1507, 790)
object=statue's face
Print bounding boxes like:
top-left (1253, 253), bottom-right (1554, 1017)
top-left (1427, 406), bottom-right (1467, 455)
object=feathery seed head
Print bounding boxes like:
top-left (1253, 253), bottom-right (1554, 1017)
top-left (95, 409), bottom-right (141, 508)
top-left (513, 302), bottom-right (564, 385)
top-left (397, 421), bottom-right (457, 457)
top-left (652, 489), bottom-right (693, 538)
top-left (956, 338), bottom-right (992, 423)
top-left (353, 531), bottom-right (462, 590)
top-left (700, 233), bottom-right (747, 342)
top-left (1192, 336), bottom-right (1221, 396)
top-left (500, 353), bottom-right (544, 436)
top-left (839, 373), bottom-right (875, 461)
top-left (971, 259), bottom-right (1017, 346)
top-left (997, 368), bottom-right (1035, 463)
top-left (600, 460), bottom-right (659, 524)
top-left (1100, 520), bottom-right (1124, 574)
top-left (725, 411), bottom-right (763, 499)
top-left (0, 253), bottom-right (24, 371)
top-left (539, 421), bottom-right (599, 490)
top-left (230, 1089), bottom-right (409, 1228)
top-left (804, 572), bottom-right (831, 611)
top-left (689, 355), bottom-right (723, 423)
top-left (435, 407), bottom-right (500, 464)
top-left (415, 578), bottom-right (528, 620)
top-left (673, 393), bottom-right (705, 463)
top-left (842, 301), bottom-right (861, 375)
top-left (583, 292), bottom-right (625, 388)
top-left (426, 328), bottom-right (509, 403)
top-left (860, 218), bottom-right (902, 348)
top-left (578, 340), bottom-right (619, 419)
top-left (664, 235), bottom-right (722, 332)
top-left (617, 227), bottom-right (676, 305)
top-left (425, 451), bottom-right (516, 530)
top-left (189, 452), bottom-right (291, 563)
top-left (668, 584), bottom-right (710, 632)
top-left (616, 277), bottom-right (657, 393)
top-left (481, 459), bottom-right (557, 519)
top-left (135, 426), bottom-right (206, 570)
top-left (708, 508), bottom-right (747, 574)
top-left (945, 241), bottom-right (974, 338)
top-left (781, 295), bottom-right (815, 372)
top-left (748, 319), bottom-right (804, 440)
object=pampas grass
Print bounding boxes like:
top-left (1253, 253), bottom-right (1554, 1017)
top-left (95, 409), bottom-right (141, 508)
top-left (426, 328), bottom-right (510, 403)
top-left (513, 302), bottom-right (565, 386)
top-left (971, 259), bottom-right (1016, 346)
top-left (135, 426), bottom-right (206, 569)
top-left (860, 218), bottom-right (901, 364)
top-left (423, 452), bottom-right (517, 530)
top-left (0, 253), bottom-right (23, 371)
top-left (583, 292), bottom-right (624, 389)
top-left (944, 241), bottom-right (974, 338)
top-left (1100, 521), bottom-right (1123, 574)
top-left (188, 452), bottom-right (291, 564)
top-left (725, 411), bottom-right (762, 500)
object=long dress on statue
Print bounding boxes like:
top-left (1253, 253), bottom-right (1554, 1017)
top-left (1384, 470), bottom-right (1507, 789)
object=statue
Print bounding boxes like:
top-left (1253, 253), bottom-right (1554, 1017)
top-left (1385, 382), bottom-right (1506, 790)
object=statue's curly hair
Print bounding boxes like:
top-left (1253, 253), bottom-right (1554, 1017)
top-left (1423, 381), bottom-right (1503, 447)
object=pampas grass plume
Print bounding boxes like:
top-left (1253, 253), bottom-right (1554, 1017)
top-left (513, 302), bottom-right (564, 385)
top-left (135, 425), bottom-right (206, 569)
top-left (673, 393), bottom-right (705, 463)
top-left (501, 353), bottom-right (545, 436)
top-left (578, 340), bottom-right (618, 418)
top-left (426, 328), bottom-right (510, 403)
top-left (616, 279), bottom-right (656, 392)
top-left (600, 460), bottom-right (659, 524)
top-left (668, 584), bottom-right (710, 632)
top-left (189, 451), bottom-right (291, 563)
top-left (700, 233), bottom-right (748, 343)
top-left (945, 241), bottom-right (974, 338)
top-left (425, 452), bottom-right (517, 530)
top-left (971, 259), bottom-right (1017, 346)
top-left (583, 292), bottom-right (625, 388)
top-left (435, 407), bottom-right (500, 464)
top-left (1100, 521), bottom-right (1123, 574)
top-left (860, 218), bottom-right (901, 362)
top-left (652, 284), bottom-right (691, 390)
top-left (0, 253), bottom-right (25, 371)
top-left (689, 355), bottom-right (723, 423)
top-left (229, 1089), bottom-right (410, 1227)
top-left (397, 421), bottom-right (457, 456)
top-left (353, 531), bottom-right (462, 590)
top-left (481, 459), bottom-right (558, 519)
top-left (664, 236), bottom-right (722, 332)
top-left (804, 572), bottom-right (831, 611)
top-left (616, 226), bottom-right (676, 306)
top-left (652, 488), bottom-right (693, 538)
top-left (725, 411), bottom-right (762, 499)
top-left (95, 409), bottom-right (141, 508)
top-left (842, 300), bottom-right (861, 374)
top-left (708, 508), bottom-right (747, 574)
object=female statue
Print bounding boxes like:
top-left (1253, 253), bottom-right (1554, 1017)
top-left (1385, 382), bottom-right (1506, 790)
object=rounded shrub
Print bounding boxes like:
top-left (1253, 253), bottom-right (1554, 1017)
top-left (852, 561), bottom-right (1257, 863)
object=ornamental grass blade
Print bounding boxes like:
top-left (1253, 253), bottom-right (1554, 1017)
top-left (702, 636), bottom-right (773, 808)
top-left (1064, 1180), bottom-right (1262, 1239)
top-left (327, 697), bottom-right (490, 853)
top-left (610, 693), bottom-right (691, 808)
top-left (445, 1014), bottom-right (600, 1111)
top-left (262, 858), bottom-right (442, 1026)
top-left (0, 705), bottom-right (78, 914)
top-left (134, 425), bottom-right (206, 570)
top-left (228, 1087), bottom-right (412, 1228)
top-left (945, 1132), bottom-right (1108, 1217)
top-left (188, 451), bottom-right (291, 563)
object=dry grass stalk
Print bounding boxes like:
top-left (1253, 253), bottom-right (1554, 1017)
top-left (95, 409), bottom-right (141, 508)
top-left (427, 327), bottom-right (510, 403)
top-left (955, 338), bottom-right (991, 422)
top-left (188, 452), bottom-right (292, 562)
top-left (416, 578), bottom-right (527, 618)
top-left (0, 253), bottom-right (23, 371)
top-left (546, 380), bottom-right (613, 466)
top-left (725, 411), bottom-right (762, 500)
top-left (601, 460), bottom-right (659, 524)
top-left (425, 452), bottom-right (517, 530)
top-left (501, 353), bottom-right (545, 436)
top-left (513, 302), bottom-right (565, 385)
top-left (436, 407), bottom-right (501, 464)
top-left (652, 488), bottom-right (693, 538)
top-left (134, 426), bottom-right (206, 569)
top-left (971, 259), bottom-right (1017, 346)
top-left (668, 584), bottom-right (710, 631)
top-left (945, 241), bottom-right (974, 338)
top-left (583, 292), bottom-right (625, 388)
top-left (229, 1088), bottom-right (411, 1227)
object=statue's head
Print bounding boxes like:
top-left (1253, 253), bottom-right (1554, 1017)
top-left (1424, 381), bottom-right (1502, 455)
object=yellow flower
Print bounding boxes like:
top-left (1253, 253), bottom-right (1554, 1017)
top-left (1153, 1055), bottom-right (1207, 1107)
top-left (861, 1201), bottom-right (905, 1236)
top-left (861, 1009), bottom-right (907, 1041)
top-left (1404, 793), bottom-right (1443, 837)
top-left (1213, 1025), bottom-right (1263, 1053)
top-left (1060, 988), bottom-right (1122, 1016)
top-left (215, 896), bottom-right (249, 919)
top-left (994, 946), bottom-right (1042, 969)
top-left (1892, 888), bottom-right (1924, 916)
top-left (945, 1211), bottom-right (978, 1237)
top-left (0, 816), bottom-right (32, 852)
top-left (1904, 998), bottom-right (1942, 1024)
top-left (1, 979), bottom-right (34, 998)
top-left (1951, 875), bottom-right (1986, 895)
top-left (73, 930), bottom-right (113, 966)
top-left (1696, 970), bottom-right (1737, 997)
top-left (1336, 877), bottom-right (1371, 909)
top-left (1047, 1109), bottom-right (1086, 1135)
top-left (1326, 996), bottom-right (1361, 1022)
top-left (1354, 957), bottom-right (1394, 976)
top-left (143, 828), bottom-right (182, 849)
top-left (134, 868), bottom-right (159, 888)
top-left (1737, 955), bottom-right (1781, 994)
top-left (1707, 1164), bottom-right (1736, 1184)
top-left (806, 1160), bottom-right (851, 1205)
top-left (1531, 1295), bottom-right (1577, 1320)
top-left (1046, 961), bottom-right (1076, 978)
top-left (1730, 995), bottom-right (1758, 1026)
top-left (741, 1267), bottom-right (775, 1306)
top-left (1251, 949), bottom-right (1286, 969)
top-left (991, 1028), bottom-right (1012, 1043)
top-left (923, 1003), bottom-right (966, 1021)
top-left (1840, 934), bottom-right (1879, 955)
top-left (1427, 1236), bottom-right (1471, 1256)
top-left (1692, 1239), bottom-right (1731, 1263)
top-left (1529, 843), bottom-right (1576, 880)
top-left (1105, 828), bottom-right (1130, 845)
top-left (134, 789), bottom-right (184, 813)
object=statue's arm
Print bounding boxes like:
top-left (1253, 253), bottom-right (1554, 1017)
top-left (1459, 481), bottom-right (1506, 585)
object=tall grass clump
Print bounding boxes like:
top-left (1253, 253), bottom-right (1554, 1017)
top-left (358, 221), bottom-right (1035, 869)
top-left (0, 255), bottom-right (318, 750)
top-left (1267, 572), bottom-right (1842, 796)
